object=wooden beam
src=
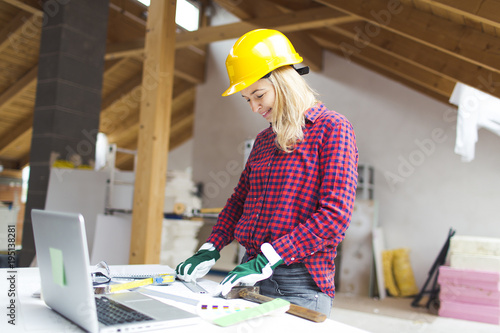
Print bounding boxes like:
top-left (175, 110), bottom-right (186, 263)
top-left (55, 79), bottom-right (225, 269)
top-left (105, 3), bottom-right (345, 73)
top-left (105, 39), bottom-right (145, 60)
top-left (106, 111), bottom-right (140, 143)
top-left (0, 66), bottom-right (37, 108)
top-left (0, 0), bottom-right (42, 16)
top-left (0, 168), bottom-right (23, 179)
top-left (312, 29), bottom-right (455, 98)
top-left (213, 0), bottom-right (327, 72)
top-left (416, 0), bottom-right (500, 29)
top-left (105, 42), bottom-right (205, 84)
top-left (108, 85), bottom-right (195, 144)
top-left (176, 6), bottom-right (356, 48)
top-left (172, 87), bottom-right (195, 110)
top-left (174, 48), bottom-right (205, 84)
top-left (287, 32), bottom-right (324, 72)
top-left (169, 113), bottom-right (194, 151)
top-left (0, 11), bottom-right (33, 54)
top-left (129, 0), bottom-right (177, 264)
top-left (332, 46), bottom-right (450, 104)
top-left (0, 116), bottom-right (33, 154)
top-left (315, 0), bottom-right (500, 73)
top-left (326, 22), bottom-right (500, 99)
top-left (0, 126), bottom-right (32, 161)
top-left (105, 6), bottom-right (357, 53)
top-left (108, 0), bottom-right (147, 27)
top-left (213, 0), bottom-right (255, 20)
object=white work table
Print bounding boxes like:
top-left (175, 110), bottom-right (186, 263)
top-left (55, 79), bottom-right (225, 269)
top-left (1, 267), bottom-right (370, 333)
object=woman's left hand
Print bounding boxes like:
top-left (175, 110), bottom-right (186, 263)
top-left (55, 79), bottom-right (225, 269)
top-left (215, 253), bottom-right (284, 296)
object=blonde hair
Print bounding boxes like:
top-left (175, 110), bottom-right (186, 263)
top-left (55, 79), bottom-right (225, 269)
top-left (267, 66), bottom-right (318, 153)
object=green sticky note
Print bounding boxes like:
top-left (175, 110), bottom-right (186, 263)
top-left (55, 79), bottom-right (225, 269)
top-left (213, 299), bottom-right (290, 327)
top-left (49, 247), bottom-right (66, 286)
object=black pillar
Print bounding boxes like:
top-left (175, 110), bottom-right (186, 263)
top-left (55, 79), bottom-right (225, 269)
top-left (20, 0), bottom-right (109, 266)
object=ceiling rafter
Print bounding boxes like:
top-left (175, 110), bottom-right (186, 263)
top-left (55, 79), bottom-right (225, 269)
top-left (325, 21), bottom-right (500, 99)
top-left (312, 29), bottom-right (455, 99)
top-left (0, 0), bottom-right (42, 16)
top-left (175, 6), bottom-right (356, 47)
top-left (0, 65), bottom-right (37, 109)
top-left (0, 11), bottom-right (33, 54)
top-left (315, 0), bottom-right (500, 77)
top-left (415, 0), bottom-right (500, 30)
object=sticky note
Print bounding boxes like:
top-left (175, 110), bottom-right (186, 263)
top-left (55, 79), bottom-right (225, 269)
top-left (213, 299), bottom-right (290, 327)
top-left (49, 247), bottom-right (66, 286)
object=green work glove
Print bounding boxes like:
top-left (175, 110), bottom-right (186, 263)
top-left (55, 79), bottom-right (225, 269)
top-left (215, 243), bottom-right (284, 296)
top-left (176, 242), bottom-right (220, 283)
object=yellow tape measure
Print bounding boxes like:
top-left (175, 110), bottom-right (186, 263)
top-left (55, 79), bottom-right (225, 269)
top-left (107, 274), bottom-right (174, 294)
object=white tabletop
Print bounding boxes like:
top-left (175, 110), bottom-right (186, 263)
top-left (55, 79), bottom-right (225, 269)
top-left (1, 267), bottom-right (370, 333)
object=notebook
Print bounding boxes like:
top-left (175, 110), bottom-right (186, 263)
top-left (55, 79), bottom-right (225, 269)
top-left (31, 209), bottom-right (200, 333)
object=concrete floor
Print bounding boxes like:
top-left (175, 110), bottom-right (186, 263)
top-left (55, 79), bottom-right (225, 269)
top-left (331, 293), bottom-right (500, 333)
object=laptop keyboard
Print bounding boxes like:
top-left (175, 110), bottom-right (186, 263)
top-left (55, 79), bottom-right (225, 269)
top-left (96, 296), bottom-right (154, 326)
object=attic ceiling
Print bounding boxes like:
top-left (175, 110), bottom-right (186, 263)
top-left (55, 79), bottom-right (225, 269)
top-left (0, 0), bottom-right (499, 178)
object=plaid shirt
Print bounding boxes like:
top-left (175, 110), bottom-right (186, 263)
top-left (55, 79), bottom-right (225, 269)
top-left (207, 103), bottom-right (358, 297)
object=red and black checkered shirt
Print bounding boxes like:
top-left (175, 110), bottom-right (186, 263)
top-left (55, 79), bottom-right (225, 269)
top-left (207, 103), bottom-right (358, 297)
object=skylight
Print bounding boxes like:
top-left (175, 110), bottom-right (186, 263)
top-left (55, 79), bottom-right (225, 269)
top-left (137, 0), bottom-right (200, 31)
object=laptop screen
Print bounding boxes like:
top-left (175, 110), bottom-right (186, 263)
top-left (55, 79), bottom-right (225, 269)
top-left (32, 209), bottom-right (101, 332)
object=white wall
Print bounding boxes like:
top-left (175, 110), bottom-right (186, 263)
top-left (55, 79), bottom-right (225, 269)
top-left (167, 139), bottom-right (193, 172)
top-left (191, 7), bottom-right (500, 288)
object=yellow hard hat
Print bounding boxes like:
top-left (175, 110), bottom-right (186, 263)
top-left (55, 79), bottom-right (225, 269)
top-left (222, 29), bottom-right (303, 96)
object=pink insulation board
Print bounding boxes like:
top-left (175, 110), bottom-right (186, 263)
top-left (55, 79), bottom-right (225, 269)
top-left (438, 266), bottom-right (500, 291)
top-left (439, 300), bottom-right (500, 325)
top-left (440, 284), bottom-right (500, 306)
top-left (438, 266), bottom-right (500, 324)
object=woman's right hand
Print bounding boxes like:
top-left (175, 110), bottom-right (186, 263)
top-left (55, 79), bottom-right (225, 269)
top-left (175, 243), bottom-right (220, 282)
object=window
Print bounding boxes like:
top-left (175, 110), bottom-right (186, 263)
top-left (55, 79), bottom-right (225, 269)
top-left (136, 0), bottom-right (200, 31)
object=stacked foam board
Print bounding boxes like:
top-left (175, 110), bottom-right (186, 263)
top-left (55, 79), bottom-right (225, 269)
top-left (438, 235), bottom-right (500, 325)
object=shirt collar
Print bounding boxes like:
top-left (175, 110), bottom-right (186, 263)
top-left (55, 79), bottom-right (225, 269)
top-left (304, 102), bottom-right (326, 124)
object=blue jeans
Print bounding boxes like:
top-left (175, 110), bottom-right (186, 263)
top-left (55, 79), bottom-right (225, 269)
top-left (255, 263), bottom-right (333, 317)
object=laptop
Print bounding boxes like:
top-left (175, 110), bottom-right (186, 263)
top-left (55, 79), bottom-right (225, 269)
top-left (31, 209), bottom-right (200, 333)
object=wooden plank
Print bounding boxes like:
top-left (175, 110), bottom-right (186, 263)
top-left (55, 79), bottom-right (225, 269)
top-left (316, 0), bottom-right (500, 73)
top-left (129, 0), bottom-right (177, 264)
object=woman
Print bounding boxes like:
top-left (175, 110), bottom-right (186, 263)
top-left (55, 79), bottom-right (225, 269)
top-left (176, 29), bottom-right (358, 316)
